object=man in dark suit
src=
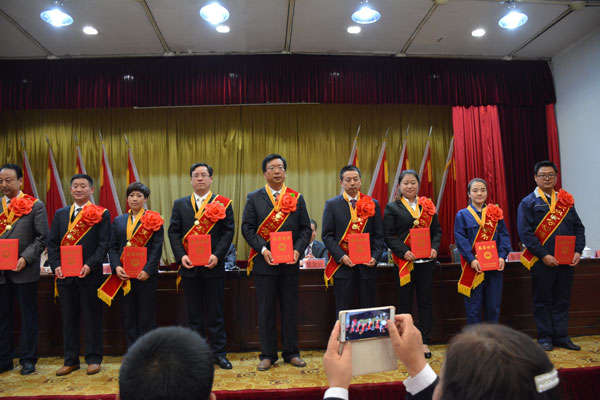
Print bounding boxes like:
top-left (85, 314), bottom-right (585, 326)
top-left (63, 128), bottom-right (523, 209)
top-left (241, 154), bottom-right (311, 371)
top-left (0, 164), bottom-right (49, 376)
top-left (300, 219), bottom-right (327, 263)
top-left (322, 165), bottom-right (384, 316)
top-left (47, 174), bottom-right (110, 376)
top-left (168, 162), bottom-right (235, 369)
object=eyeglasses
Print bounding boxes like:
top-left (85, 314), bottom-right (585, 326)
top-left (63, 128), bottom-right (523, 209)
top-left (537, 173), bottom-right (557, 179)
top-left (192, 173), bottom-right (211, 179)
top-left (266, 166), bottom-right (285, 172)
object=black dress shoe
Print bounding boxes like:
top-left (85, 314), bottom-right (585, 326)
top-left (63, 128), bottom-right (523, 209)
top-left (540, 342), bottom-right (553, 351)
top-left (555, 339), bottom-right (581, 351)
top-left (21, 362), bottom-right (35, 375)
top-left (215, 355), bottom-right (232, 369)
top-left (0, 363), bottom-right (14, 374)
top-left (424, 352), bottom-right (432, 359)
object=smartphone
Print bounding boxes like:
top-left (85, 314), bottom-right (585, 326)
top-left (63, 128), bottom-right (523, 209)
top-left (339, 305), bottom-right (395, 343)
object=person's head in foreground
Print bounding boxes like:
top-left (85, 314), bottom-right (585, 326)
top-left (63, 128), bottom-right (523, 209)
top-left (118, 326), bottom-right (216, 400)
top-left (324, 314), bottom-right (560, 400)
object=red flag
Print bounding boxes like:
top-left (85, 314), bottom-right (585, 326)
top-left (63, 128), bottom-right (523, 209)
top-left (367, 141), bottom-right (388, 213)
top-left (125, 147), bottom-right (141, 212)
top-left (347, 126), bottom-right (360, 167)
top-left (418, 139), bottom-right (434, 200)
top-left (389, 138), bottom-right (410, 203)
top-left (22, 149), bottom-right (39, 199)
top-left (99, 143), bottom-right (122, 222)
top-left (76, 145), bottom-right (95, 204)
top-left (46, 147), bottom-right (67, 226)
top-left (436, 138), bottom-right (457, 258)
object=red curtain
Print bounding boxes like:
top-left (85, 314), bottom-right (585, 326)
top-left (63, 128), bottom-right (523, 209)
top-left (0, 55), bottom-right (555, 110)
top-left (546, 104), bottom-right (562, 189)
top-left (452, 105), bottom-right (511, 237)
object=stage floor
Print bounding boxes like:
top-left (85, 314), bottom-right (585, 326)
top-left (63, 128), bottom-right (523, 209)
top-left (1, 335), bottom-right (600, 397)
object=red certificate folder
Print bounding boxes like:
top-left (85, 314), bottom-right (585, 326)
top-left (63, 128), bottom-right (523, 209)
top-left (348, 233), bottom-right (371, 264)
top-left (187, 234), bottom-right (211, 266)
top-left (270, 231), bottom-right (294, 264)
top-left (410, 228), bottom-right (431, 259)
top-left (122, 246), bottom-right (147, 278)
top-left (555, 235), bottom-right (576, 264)
top-left (0, 239), bottom-right (18, 270)
top-left (60, 245), bottom-right (83, 277)
top-left (475, 241), bottom-right (500, 271)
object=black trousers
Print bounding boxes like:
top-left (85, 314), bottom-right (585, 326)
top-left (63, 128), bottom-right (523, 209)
top-left (531, 262), bottom-right (574, 345)
top-left (57, 280), bottom-right (103, 366)
top-left (181, 275), bottom-right (226, 357)
top-left (122, 276), bottom-right (157, 348)
top-left (0, 276), bottom-right (38, 366)
top-left (254, 273), bottom-right (300, 362)
top-left (333, 268), bottom-right (376, 317)
top-left (395, 260), bottom-right (436, 344)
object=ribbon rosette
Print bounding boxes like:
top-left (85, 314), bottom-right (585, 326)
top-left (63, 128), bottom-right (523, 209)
top-left (557, 189), bottom-right (574, 207)
top-left (417, 197), bottom-right (436, 215)
top-left (485, 204), bottom-right (504, 221)
top-left (80, 204), bottom-right (104, 225)
top-left (8, 196), bottom-right (34, 217)
top-left (141, 210), bottom-right (164, 231)
top-left (204, 202), bottom-right (227, 222)
top-left (280, 193), bottom-right (298, 213)
top-left (356, 197), bottom-right (376, 219)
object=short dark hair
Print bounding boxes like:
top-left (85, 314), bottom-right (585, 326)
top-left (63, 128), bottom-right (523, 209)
top-left (70, 174), bottom-right (93, 186)
top-left (339, 165), bottom-right (361, 181)
top-left (310, 218), bottom-right (317, 230)
top-left (441, 324), bottom-right (559, 400)
top-left (0, 164), bottom-right (23, 180)
top-left (126, 182), bottom-right (150, 198)
top-left (190, 163), bottom-right (213, 177)
top-left (467, 178), bottom-right (487, 193)
top-left (262, 154), bottom-right (287, 173)
top-left (399, 169), bottom-right (420, 185)
top-left (534, 161), bottom-right (558, 175)
top-left (119, 326), bottom-right (214, 400)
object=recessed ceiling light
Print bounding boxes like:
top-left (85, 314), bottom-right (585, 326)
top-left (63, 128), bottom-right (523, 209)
top-left (471, 28), bottom-right (485, 37)
top-left (83, 26), bottom-right (98, 35)
top-left (216, 25), bottom-right (230, 33)
top-left (347, 26), bottom-right (361, 34)
top-left (40, 8), bottom-right (73, 27)
top-left (199, 2), bottom-right (230, 25)
top-left (351, 4), bottom-right (381, 24)
top-left (499, 11), bottom-right (528, 29)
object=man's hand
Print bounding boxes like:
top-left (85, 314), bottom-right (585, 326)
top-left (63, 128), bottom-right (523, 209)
top-left (262, 249), bottom-right (276, 265)
top-left (15, 257), bottom-right (27, 272)
top-left (181, 255), bottom-right (194, 269)
top-left (387, 314), bottom-right (427, 377)
top-left (137, 270), bottom-right (150, 281)
top-left (429, 249), bottom-right (438, 259)
top-left (404, 251), bottom-right (416, 262)
top-left (55, 266), bottom-right (65, 279)
top-left (498, 258), bottom-right (505, 271)
top-left (570, 252), bottom-right (581, 267)
top-left (323, 321), bottom-right (352, 389)
top-left (287, 250), bottom-right (301, 264)
top-left (340, 255), bottom-right (355, 268)
top-left (115, 266), bottom-right (129, 281)
top-left (542, 254), bottom-right (559, 267)
top-left (366, 257), bottom-right (377, 267)
top-left (79, 264), bottom-right (91, 278)
top-left (205, 254), bottom-right (219, 269)
top-left (470, 259), bottom-right (481, 273)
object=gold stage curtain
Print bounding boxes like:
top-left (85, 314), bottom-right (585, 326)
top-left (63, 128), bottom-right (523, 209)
top-left (0, 105), bottom-right (452, 262)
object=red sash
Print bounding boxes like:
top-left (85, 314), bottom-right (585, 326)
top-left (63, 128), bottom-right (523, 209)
top-left (391, 207), bottom-right (434, 287)
top-left (457, 206), bottom-right (499, 297)
top-left (324, 194), bottom-right (375, 287)
top-left (0, 194), bottom-right (38, 237)
top-left (247, 188), bottom-right (299, 275)
top-left (97, 211), bottom-right (163, 306)
top-left (520, 192), bottom-right (572, 270)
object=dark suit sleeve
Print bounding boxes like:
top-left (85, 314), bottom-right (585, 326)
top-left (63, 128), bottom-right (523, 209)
top-left (370, 200), bottom-right (384, 261)
top-left (85, 210), bottom-right (111, 269)
top-left (144, 225), bottom-right (164, 275)
top-left (406, 377), bottom-right (438, 400)
top-left (47, 210), bottom-right (62, 271)
top-left (383, 203), bottom-right (411, 259)
top-left (430, 213), bottom-right (442, 252)
top-left (168, 200), bottom-right (187, 264)
top-left (570, 207), bottom-right (586, 253)
top-left (322, 199), bottom-right (346, 263)
top-left (241, 192), bottom-right (268, 253)
top-left (20, 201), bottom-right (49, 264)
top-left (293, 194), bottom-right (312, 254)
top-left (213, 205), bottom-right (235, 262)
top-left (108, 220), bottom-right (122, 270)
top-left (313, 241), bottom-right (327, 258)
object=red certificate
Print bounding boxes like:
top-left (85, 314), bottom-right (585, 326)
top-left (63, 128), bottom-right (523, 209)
top-left (475, 241), bottom-right (500, 271)
top-left (187, 234), bottom-right (211, 266)
top-left (304, 259), bottom-right (325, 269)
top-left (0, 239), bottom-right (19, 270)
top-left (122, 246), bottom-right (147, 278)
top-left (555, 235), bottom-right (575, 264)
top-left (60, 245), bottom-right (83, 277)
top-left (270, 231), bottom-right (294, 264)
top-left (348, 233), bottom-right (371, 264)
top-left (410, 228), bottom-right (431, 259)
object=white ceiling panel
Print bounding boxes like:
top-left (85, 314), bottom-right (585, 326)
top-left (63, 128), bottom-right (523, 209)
top-left (0, 15), bottom-right (47, 58)
top-left (409, 1), bottom-right (570, 57)
top-left (149, 0), bottom-right (289, 53)
top-left (291, 0), bottom-right (431, 54)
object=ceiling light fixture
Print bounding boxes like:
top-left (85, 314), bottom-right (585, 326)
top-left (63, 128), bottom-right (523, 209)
top-left (351, 1), bottom-right (381, 24)
top-left (498, 1), bottom-right (528, 30)
top-left (471, 28), bottom-right (485, 37)
top-left (200, 2), bottom-right (230, 25)
top-left (347, 26), bottom-right (361, 34)
top-left (216, 25), bottom-right (230, 33)
top-left (82, 26), bottom-right (98, 35)
top-left (40, 8), bottom-right (73, 27)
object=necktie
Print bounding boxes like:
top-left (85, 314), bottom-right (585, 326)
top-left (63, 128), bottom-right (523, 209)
top-left (350, 199), bottom-right (357, 209)
top-left (71, 207), bottom-right (82, 223)
top-left (274, 192), bottom-right (280, 203)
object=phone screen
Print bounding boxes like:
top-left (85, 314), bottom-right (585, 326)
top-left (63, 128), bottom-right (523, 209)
top-left (343, 307), bottom-right (392, 341)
